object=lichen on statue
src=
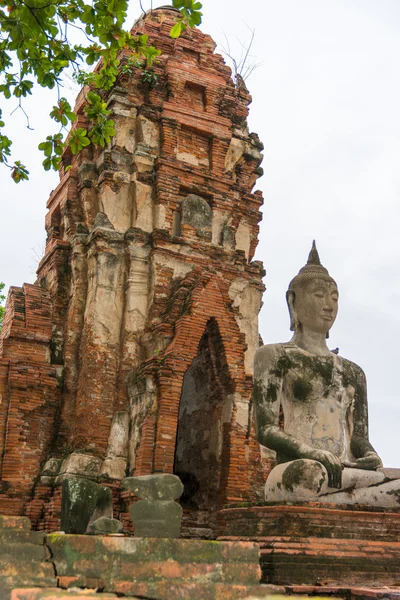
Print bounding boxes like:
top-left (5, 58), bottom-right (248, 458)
top-left (254, 241), bottom-right (400, 507)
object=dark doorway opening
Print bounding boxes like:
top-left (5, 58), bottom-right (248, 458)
top-left (173, 318), bottom-right (233, 512)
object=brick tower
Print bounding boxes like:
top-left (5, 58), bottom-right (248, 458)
top-left (0, 6), bottom-right (267, 532)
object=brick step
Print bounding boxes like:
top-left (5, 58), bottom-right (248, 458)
top-left (220, 535), bottom-right (400, 586)
top-left (258, 536), bottom-right (400, 558)
top-left (59, 582), bottom-right (287, 600)
top-left (11, 590), bottom-right (119, 599)
top-left (0, 516), bottom-right (57, 597)
top-left (47, 535), bottom-right (263, 590)
top-left (220, 504), bottom-right (400, 542)
top-left (287, 585), bottom-right (400, 600)
top-left (13, 583), bottom-right (400, 600)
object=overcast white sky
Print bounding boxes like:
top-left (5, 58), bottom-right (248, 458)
top-left (1, 1), bottom-right (400, 466)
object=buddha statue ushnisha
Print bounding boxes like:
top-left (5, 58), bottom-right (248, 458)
top-left (253, 242), bottom-right (400, 506)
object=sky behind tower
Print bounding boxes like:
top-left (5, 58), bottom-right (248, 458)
top-left (1, 1), bottom-right (400, 465)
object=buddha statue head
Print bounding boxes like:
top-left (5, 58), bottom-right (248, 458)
top-left (286, 241), bottom-right (338, 337)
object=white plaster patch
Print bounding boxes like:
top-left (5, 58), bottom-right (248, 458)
top-left (113, 111), bottom-right (137, 153)
top-left (134, 180), bottom-right (153, 232)
top-left (177, 151), bottom-right (199, 166)
top-left (225, 137), bottom-right (246, 173)
top-left (212, 211), bottom-right (229, 245)
top-left (229, 279), bottom-right (262, 374)
top-left (106, 411), bottom-right (129, 458)
top-left (137, 115), bottom-right (160, 152)
top-left (235, 219), bottom-right (251, 259)
top-left (154, 255), bottom-right (194, 279)
top-left (99, 183), bottom-right (132, 232)
top-left (154, 204), bottom-right (166, 229)
top-left (235, 400), bottom-right (249, 429)
top-left (100, 456), bottom-right (127, 480)
top-left (58, 453), bottom-right (102, 478)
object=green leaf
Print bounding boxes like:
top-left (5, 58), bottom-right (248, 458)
top-left (11, 161), bottom-right (29, 183)
top-left (69, 128), bottom-right (90, 154)
top-left (170, 21), bottom-right (184, 39)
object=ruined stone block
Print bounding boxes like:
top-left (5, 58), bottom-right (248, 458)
top-left (60, 477), bottom-right (113, 534)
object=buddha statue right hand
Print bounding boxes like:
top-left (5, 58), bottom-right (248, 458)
top-left (304, 448), bottom-right (342, 488)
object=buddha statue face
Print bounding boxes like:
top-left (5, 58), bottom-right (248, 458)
top-left (293, 278), bottom-right (338, 335)
top-left (287, 241), bottom-right (338, 336)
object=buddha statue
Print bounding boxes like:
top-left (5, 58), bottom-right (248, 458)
top-left (253, 242), bottom-right (400, 507)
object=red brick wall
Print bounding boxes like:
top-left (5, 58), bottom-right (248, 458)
top-left (0, 7), bottom-right (267, 525)
top-left (0, 285), bottom-right (60, 513)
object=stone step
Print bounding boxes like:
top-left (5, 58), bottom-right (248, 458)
top-left (11, 590), bottom-right (119, 599)
top-left (12, 584), bottom-right (288, 600)
top-left (47, 534), bottom-right (262, 588)
top-left (0, 516), bottom-right (57, 598)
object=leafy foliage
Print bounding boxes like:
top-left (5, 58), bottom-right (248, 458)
top-left (170, 0), bottom-right (202, 38)
top-left (0, 0), bottom-right (203, 181)
top-left (0, 282), bottom-right (5, 331)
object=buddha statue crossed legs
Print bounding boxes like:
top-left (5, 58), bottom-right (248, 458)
top-left (254, 242), bottom-right (400, 507)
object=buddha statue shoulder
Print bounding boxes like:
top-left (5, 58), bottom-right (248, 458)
top-left (253, 242), bottom-right (400, 507)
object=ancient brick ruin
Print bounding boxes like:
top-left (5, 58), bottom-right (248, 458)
top-left (0, 6), bottom-right (268, 533)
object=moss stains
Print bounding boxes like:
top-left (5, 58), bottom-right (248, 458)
top-left (293, 377), bottom-right (312, 402)
top-left (252, 379), bottom-right (264, 406)
top-left (281, 461), bottom-right (306, 493)
top-left (291, 352), bottom-right (334, 393)
top-left (342, 361), bottom-right (358, 389)
top-left (272, 355), bottom-right (293, 377)
top-left (266, 383), bottom-right (278, 402)
top-left (271, 352), bottom-right (336, 399)
top-left (281, 460), bottom-right (326, 493)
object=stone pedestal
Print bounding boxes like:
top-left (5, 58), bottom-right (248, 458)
top-left (219, 502), bottom-right (400, 586)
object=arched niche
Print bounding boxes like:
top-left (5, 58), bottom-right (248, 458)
top-left (181, 194), bottom-right (212, 240)
top-left (173, 317), bottom-right (234, 511)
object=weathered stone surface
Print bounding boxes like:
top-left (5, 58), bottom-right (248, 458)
top-left (0, 516), bottom-right (57, 597)
top-left (123, 473), bottom-right (184, 500)
top-left (0, 515), bottom-right (31, 529)
top-left (254, 242), bottom-right (400, 507)
top-left (130, 499), bottom-right (183, 538)
top-left (100, 456), bottom-right (127, 480)
top-left (181, 194), bottom-right (212, 239)
top-left (105, 411), bottom-right (129, 458)
top-left (41, 458), bottom-right (62, 477)
top-left (87, 517), bottom-right (123, 535)
top-left (60, 477), bottom-right (113, 534)
top-left (57, 453), bottom-right (102, 482)
top-left (46, 535), bottom-right (262, 594)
